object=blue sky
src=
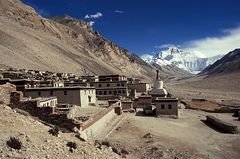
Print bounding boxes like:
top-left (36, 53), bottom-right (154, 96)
top-left (22, 0), bottom-right (240, 57)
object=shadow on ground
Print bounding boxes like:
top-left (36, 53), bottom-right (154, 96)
top-left (135, 111), bottom-right (155, 117)
top-left (201, 119), bottom-right (228, 134)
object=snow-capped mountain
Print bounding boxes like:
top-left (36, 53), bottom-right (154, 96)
top-left (141, 47), bottom-right (224, 73)
top-left (206, 54), bottom-right (225, 66)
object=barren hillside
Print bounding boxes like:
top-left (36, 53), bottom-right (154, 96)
top-left (200, 49), bottom-right (240, 75)
top-left (0, 0), bottom-right (155, 80)
top-left (0, 0), bottom-right (192, 81)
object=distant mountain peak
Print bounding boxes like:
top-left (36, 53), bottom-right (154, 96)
top-left (142, 47), bottom-right (224, 73)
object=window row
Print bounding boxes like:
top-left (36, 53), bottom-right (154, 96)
top-left (96, 90), bottom-right (126, 95)
top-left (98, 83), bottom-right (125, 87)
top-left (84, 90), bottom-right (94, 95)
top-left (160, 104), bottom-right (172, 109)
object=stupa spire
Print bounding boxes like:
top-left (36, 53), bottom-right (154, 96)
top-left (156, 70), bottom-right (159, 80)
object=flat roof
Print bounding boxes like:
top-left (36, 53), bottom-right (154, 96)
top-left (92, 81), bottom-right (127, 83)
top-left (122, 101), bottom-right (133, 103)
top-left (156, 97), bottom-right (178, 102)
top-left (0, 79), bottom-right (31, 82)
top-left (11, 79), bottom-right (31, 82)
top-left (96, 87), bottom-right (127, 90)
top-left (64, 81), bottom-right (86, 84)
top-left (26, 86), bottom-right (95, 91)
top-left (127, 83), bottom-right (148, 85)
top-left (33, 97), bottom-right (57, 102)
top-left (138, 96), bottom-right (152, 98)
top-left (99, 74), bottom-right (125, 77)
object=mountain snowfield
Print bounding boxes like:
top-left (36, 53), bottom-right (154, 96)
top-left (141, 47), bottom-right (224, 74)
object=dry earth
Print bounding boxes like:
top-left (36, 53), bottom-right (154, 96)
top-left (0, 104), bottom-right (121, 159)
top-left (166, 72), bottom-right (240, 102)
top-left (105, 110), bottom-right (240, 159)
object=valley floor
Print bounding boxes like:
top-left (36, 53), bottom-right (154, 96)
top-left (167, 72), bottom-right (240, 102)
top-left (105, 109), bottom-right (240, 159)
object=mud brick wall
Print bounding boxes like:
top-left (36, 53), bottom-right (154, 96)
top-left (82, 107), bottom-right (116, 137)
top-left (81, 103), bottom-right (120, 137)
top-left (213, 107), bottom-right (239, 113)
top-left (206, 115), bottom-right (238, 134)
top-left (121, 101), bottom-right (133, 110)
top-left (97, 95), bottom-right (119, 101)
top-left (114, 106), bottom-right (122, 115)
top-left (12, 100), bottom-right (78, 131)
top-left (10, 91), bottom-right (23, 105)
top-left (0, 83), bottom-right (16, 104)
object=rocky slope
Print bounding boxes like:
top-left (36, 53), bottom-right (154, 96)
top-left (200, 49), bottom-right (240, 75)
top-left (0, 0), bottom-right (158, 81)
top-left (0, 104), bottom-right (121, 159)
top-left (0, 84), bottom-right (121, 159)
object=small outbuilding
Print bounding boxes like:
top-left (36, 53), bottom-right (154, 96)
top-left (155, 98), bottom-right (178, 117)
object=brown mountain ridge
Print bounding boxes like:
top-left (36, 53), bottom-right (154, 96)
top-left (0, 0), bottom-right (189, 81)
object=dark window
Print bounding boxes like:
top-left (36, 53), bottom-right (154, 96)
top-left (38, 91), bottom-right (41, 96)
top-left (88, 96), bottom-right (91, 103)
top-left (161, 104), bottom-right (165, 109)
top-left (118, 90), bottom-right (121, 94)
top-left (107, 84), bottom-right (110, 87)
top-left (168, 104), bottom-right (172, 109)
top-left (117, 83), bottom-right (120, 87)
top-left (123, 90), bottom-right (126, 94)
top-left (121, 83), bottom-right (124, 86)
top-left (99, 84), bottom-right (102, 87)
top-left (90, 84), bottom-right (93, 87)
top-left (104, 91), bottom-right (107, 95)
top-left (64, 91), bottom-right (67, 95)
top-left (114, 91), bottom-right (117, 95)
top-left (99, 91), bottom-right (102, 95)
top-left (109, 91), bottom-right (112, 94)
top-left (50, 91), bottom-right (53, 96)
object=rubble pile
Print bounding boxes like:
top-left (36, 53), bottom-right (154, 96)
top-left (0, 104), bottom-right (121, 159)
top-left (0, 83), bottom-right (16, 104)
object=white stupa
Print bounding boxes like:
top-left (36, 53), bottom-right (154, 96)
top-left (149, 70), bottom-right (167, 97)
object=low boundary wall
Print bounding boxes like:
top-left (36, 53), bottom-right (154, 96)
top-left (206, 115), bottom-right (238, 134)
top-left (81, 102), bottom-right (120, 137)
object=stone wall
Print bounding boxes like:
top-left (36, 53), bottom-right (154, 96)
top-left (81, 102), bottom-right (120, 137)
top-left (134, 97), bottom-right (152, 108)
top-left (155, 101), bottom-right (178, 117)
top-left (26, 89), bottom-right (81, 106)
top-left (97, 95), bottom-right (119, 101)
top-left (121, 101), bottom-right (134, 111)
top-left (127, 83), bottom-right (150, 93)
top-left (10, 95), bottom-right (78, 131)
top-left (206, 115), bottom-right (238, 134)
top-left (10, 91), bottom-right (23, 105)
top-left (0, 83), bottom-right (16, 104)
